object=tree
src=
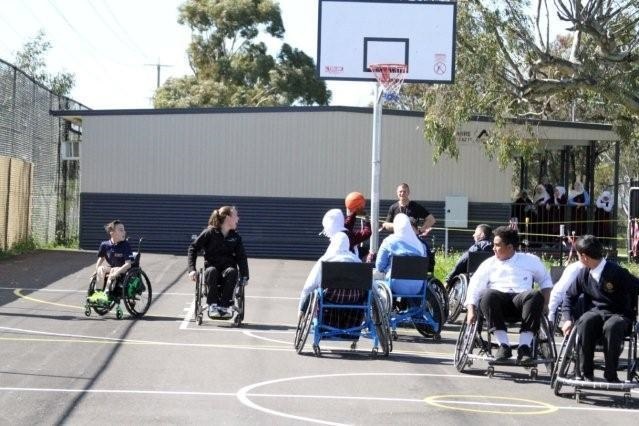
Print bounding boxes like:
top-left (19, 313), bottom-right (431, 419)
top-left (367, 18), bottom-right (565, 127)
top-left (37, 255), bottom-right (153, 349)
top-left (14, 30), bottom-right (75, 96)
top-left (420, 0), bottom-right (638, 166)
top-left (154, 0), bottom-right (330, 108)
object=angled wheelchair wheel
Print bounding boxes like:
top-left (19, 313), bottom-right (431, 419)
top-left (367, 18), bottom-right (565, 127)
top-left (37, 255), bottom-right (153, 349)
top-left (372, 295), bottom-right (391, 357)
top-left (536, 315), bottom-right (556, 374)
top-left (454, 320), bottom-right (478, 372)
top-left (428, 278), bottom-right (449, 324)
top-left (552, 328), bottom-right (579, 395)
top-left (232, 283), bottom-right (245, 327)
top-left (194, 271), bottom-right (203, 325)
top-left (294, 292), bottom-right (317, 354)
top-left (415, 286), bottom-right (445, 339)
top-left (122, 269), bottom-right (152, 317)
top-left (447, 274), bottom-right (467, 323)
top-left (88, 275), bottom-right (114, 316)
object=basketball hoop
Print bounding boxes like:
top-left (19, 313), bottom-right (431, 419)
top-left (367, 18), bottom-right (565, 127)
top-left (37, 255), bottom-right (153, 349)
top-left (369, 63), bottom-right (407, 101)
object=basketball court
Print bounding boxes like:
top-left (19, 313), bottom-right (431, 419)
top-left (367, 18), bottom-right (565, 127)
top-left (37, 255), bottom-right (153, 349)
top-left (0, 250), bottom-right (637, 424)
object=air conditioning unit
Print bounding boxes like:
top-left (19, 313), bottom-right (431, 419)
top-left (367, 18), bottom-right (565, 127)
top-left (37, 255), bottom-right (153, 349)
top-left (62, 141), bottom-right (79, 160)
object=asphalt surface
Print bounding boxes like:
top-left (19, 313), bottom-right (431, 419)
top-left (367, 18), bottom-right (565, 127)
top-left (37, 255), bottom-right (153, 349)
top-left (0, 250), bottom-right (637, 425)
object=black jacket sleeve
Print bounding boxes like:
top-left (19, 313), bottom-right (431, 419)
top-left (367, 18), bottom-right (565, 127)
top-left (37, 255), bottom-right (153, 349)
top-left (187, 228), bottom-right (209, 273)
top-left (235, 235), bottom-right (249, 279)
top-left (562, 268), bottom-right (587, 322)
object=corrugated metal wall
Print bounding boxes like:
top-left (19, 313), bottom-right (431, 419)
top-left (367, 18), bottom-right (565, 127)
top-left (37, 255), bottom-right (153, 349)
top-left (80, 109), bottom-right (513, 203)
top-left (80, 192), bottom-right (511, 259)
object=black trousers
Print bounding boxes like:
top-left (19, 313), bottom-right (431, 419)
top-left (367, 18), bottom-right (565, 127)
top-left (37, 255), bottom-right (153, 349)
top-left (479, 289), bottom-right (544, 333)
top-left (204, 266), bottom-right (237, 307)
top-left (576, 310), bottom-right (630, 378)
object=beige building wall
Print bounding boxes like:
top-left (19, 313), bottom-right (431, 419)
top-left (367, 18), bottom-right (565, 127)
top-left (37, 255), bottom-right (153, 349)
top-left (81, 110), bottom-right (513, 202)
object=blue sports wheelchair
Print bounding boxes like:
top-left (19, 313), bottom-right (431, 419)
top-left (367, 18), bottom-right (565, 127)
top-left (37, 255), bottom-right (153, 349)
top-left (84, 238), bottom-right (152, 319)
top-left (294, 262), bottom-right (391, 357)
top-left (447, 251), bottom-right (494, 323)
top-left (374, 256), bottom-right (446, 342)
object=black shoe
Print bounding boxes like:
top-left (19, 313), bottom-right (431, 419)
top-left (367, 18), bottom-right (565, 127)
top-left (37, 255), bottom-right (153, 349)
top-left (577, 372), bottom-right (594, 381)
top-left (604, 372), bottom-right (621, 383)
top-left (494, 344), bottom-right (512, 361)
top-left (517, 345), bottom-right (533, 366)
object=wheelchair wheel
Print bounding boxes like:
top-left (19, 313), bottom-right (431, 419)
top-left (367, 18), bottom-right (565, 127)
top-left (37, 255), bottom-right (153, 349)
top-left (372, 295), bottom-right (391, 357)
top-left (88, 275), bottom-right (114, 316)
top-left (447, 274), bottom-right (467, 323)
top-left (232, 283), bottom-right (245, 327)
top-left (536, 315), bottom-right (556, 374)
top-left (552, 329), bottom-right (579, 395)
top-left (454, 320), bottom-right (478, 372)
top-left (428, 278), bottom-right (449, 324)
top-left (194, 272), bottom-right (203, 325)
top-left (122, 269), bottom-right (152, 317)
top-left (415, 286), bottom-right (445, 339)
top-left (294, 292), bottom-right (316, 354)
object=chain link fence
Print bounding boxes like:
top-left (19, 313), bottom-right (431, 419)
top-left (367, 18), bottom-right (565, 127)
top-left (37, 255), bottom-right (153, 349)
top-left (0, 57), bottom-right (88, 250)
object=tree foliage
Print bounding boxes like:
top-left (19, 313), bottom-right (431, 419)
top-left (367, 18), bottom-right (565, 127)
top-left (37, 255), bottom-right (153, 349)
top-left (154, 0), bottom-right (330, 107)
top-left (417, 0), bottom-right (638, 166)
top-left (14, 30), bottom-right (75, 96)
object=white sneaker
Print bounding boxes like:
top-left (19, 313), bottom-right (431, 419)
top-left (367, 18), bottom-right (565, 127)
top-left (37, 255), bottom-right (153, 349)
top-left (219, 306), bottom-right (233, 319)
top-left (208, 304), bottom-right (220, 317)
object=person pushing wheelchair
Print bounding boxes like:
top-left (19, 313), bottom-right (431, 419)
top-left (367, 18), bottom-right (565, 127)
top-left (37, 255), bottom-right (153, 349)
top-left (464, 226), bottom-right (552, 365)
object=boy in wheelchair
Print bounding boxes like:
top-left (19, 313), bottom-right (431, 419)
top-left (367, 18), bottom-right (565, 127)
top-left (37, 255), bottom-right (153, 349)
top-left (464, 226), bottom-right (553, 365)
top-left (92, 220), bottom-right (134, 300)
top-left (561, 235), bottom-right (639, 383)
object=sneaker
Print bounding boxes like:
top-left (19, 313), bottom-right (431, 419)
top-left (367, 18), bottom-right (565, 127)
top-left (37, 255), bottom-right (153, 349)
top-left (494, 344), bottom-right (512, 361)
top-left (208, 304), bottom-right (220, 317)
top-left (517, 345), bottom-right (534, 366)
top-left (88, 291), bottom-right (109, 304)
top-left (218, 306), bottom-right (233, 319)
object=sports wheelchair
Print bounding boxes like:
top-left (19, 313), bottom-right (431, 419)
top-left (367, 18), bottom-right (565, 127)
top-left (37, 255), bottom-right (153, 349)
top-left (454, 305), bottom-right (556, 379)
top-left (193, 267), bottom-right (246, 327)
top-left (447, 251), bottom-right (493, 323)
top-left (550, 297), bottom-right (639, 403)
top-left (374, 256), bottom-right (446, 342)
top-left (294, 262), bottom-right (391, 358)
top-left (549, 265), bottom-right (566, 333)
top-left (84, 238), bottom-right (152, 319)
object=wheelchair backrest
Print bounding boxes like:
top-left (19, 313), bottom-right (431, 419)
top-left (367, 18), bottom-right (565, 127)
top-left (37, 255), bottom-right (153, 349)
top-left (550, 266), bottom-right (565, 284)
top-left (466, 251), bottom-right (493, 275)
top-left (390, 256), bottom-right (429, 280)
top-left (321, 262), bottom-right (373, 290)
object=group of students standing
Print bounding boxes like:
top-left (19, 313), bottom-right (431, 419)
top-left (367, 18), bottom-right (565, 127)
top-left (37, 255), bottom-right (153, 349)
top-left (512, 180), bottom-right (615, 244)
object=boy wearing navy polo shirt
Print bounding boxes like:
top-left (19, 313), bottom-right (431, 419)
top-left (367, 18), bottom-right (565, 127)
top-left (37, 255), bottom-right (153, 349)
top-left (95, 220), bottom-right (133, 292)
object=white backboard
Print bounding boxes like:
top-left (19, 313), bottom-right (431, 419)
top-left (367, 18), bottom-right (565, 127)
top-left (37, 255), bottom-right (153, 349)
top-left (317, 0), bottom-right (457, 83)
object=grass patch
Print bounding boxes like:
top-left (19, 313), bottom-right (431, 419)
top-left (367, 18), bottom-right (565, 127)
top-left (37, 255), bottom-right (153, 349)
top-left (0, 237), bottom-right (79, 260)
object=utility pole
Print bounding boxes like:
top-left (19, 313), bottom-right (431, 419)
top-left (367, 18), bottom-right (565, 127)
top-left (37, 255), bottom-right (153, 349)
top-left (145, 59), bottom-right (172, 88)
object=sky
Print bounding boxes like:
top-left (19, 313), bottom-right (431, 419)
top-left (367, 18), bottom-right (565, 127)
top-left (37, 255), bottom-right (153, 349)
top-left (0, 1), bottom-right (567, 110)
top-left (0, 0), bottom-right (375, 109)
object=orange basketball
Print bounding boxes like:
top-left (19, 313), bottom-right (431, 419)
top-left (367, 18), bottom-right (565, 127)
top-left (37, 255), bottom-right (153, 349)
top-left (345, 192), bottom-right (366, 212)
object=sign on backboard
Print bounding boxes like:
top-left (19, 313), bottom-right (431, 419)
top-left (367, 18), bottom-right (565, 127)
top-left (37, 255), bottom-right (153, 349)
top-left (317, 0), bottom-right (457, 83)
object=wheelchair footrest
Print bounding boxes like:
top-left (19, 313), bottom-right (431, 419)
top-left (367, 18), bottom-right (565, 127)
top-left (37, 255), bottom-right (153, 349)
top-left (487, 358), bottom-right (547, 367)
top-left (555, 377), bottom-right (639, 391)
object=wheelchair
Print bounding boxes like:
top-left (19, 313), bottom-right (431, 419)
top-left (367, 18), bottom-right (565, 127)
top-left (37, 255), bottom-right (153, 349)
top-left (550, 298), bottom-right (639, 403)
top-left (447, 251), bottom-right (493, 323)
top-left (454, 303), bottom-right (556, 379)
top-left (193, 267), bottom-right (245, 327)
top-left (549, 265), bottom-right (566, 333)
top-left (294, 262), bottom-right (391, 358)
top-left (375, 256), bottom-right (446, 342)
top-left (84, 238), bottom-right (152, 319)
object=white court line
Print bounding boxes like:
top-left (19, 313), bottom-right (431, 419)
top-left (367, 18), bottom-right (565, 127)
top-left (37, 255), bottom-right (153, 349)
top-left (179, 303), bottom-right (195, 330)
top-left (0, 287), bottom-right (296, 299)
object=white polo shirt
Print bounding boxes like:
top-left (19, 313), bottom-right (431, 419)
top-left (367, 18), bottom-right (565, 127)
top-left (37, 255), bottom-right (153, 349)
top-left (464, 252), bottom-right (553, 307)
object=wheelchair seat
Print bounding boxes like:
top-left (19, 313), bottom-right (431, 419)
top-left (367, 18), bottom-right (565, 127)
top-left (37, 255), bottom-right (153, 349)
top-left (447, 251), bottom-right (493, 323)
top-left (294, 262), bottom-right (391, 357)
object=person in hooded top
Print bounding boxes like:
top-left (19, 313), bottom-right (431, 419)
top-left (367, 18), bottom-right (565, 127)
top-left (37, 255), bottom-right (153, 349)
top-left (568, 180), bottom-right (590, 236)
top-left (298, 232), bottom-right (365, 329)
top-left (376, 213), bottom-right (429, 296)
top-left (548, 186), bottom-right (567, 237)
top-left (321, 208), bottom-right (371, 258)
top-left (533, 184), bottom-right (552, 245)
top-left (594, 190), bottom-right (614, 240)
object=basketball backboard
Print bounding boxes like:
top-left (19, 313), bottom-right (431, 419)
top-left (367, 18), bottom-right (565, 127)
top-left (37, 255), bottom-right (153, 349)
top-left (317, 0), bottom-right (457, 83)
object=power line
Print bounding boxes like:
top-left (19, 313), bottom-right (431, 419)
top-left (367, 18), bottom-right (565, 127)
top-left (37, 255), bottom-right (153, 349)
top-left (97, 0), bottom-right (151, 59)
top-left (86, 0), bottom-right (147, 61)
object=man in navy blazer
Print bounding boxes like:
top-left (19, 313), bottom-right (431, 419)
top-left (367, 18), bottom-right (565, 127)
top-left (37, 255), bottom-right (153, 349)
top-left (562, 235), bottom-right (639, 382)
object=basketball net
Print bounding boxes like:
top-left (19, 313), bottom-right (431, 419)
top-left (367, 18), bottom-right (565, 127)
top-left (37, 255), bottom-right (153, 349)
top-left (369, 63), bottom-right (407, 101)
